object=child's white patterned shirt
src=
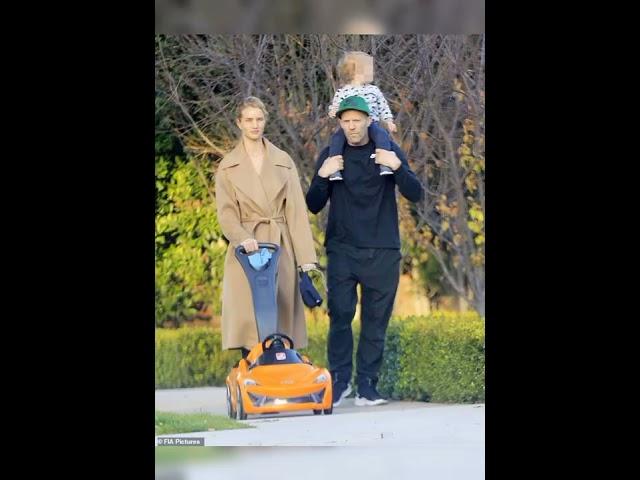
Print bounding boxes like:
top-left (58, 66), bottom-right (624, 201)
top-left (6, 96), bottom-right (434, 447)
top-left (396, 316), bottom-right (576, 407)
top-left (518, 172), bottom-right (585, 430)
top-left (329, 84), bottom-right (394, 122)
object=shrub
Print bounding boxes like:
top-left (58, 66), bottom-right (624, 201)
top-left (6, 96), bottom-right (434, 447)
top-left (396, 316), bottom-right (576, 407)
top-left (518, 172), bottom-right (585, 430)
top-left (155, 312), bottom-right (484, 403)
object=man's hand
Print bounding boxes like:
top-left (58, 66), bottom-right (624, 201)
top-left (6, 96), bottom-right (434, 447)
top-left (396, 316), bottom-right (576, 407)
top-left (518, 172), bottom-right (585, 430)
top-left (240, 238), bottom-right (259, 253)
top-left (318, 155), bottom-right (344, 178)
top-left (386, 120), bottom-right (398, 133)
top-left (374, 149), bottom-right (402, 171)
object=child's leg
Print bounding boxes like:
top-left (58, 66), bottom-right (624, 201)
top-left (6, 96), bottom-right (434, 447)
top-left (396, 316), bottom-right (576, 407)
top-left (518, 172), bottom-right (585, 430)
top-left (329, 127), bottom-right (347, 157)
top-left (328, 127), bottom-right (345, 180)
top-left (368, 121), bottom-right (392, 151)
top-left (369, 121), bottom-right (394, 175)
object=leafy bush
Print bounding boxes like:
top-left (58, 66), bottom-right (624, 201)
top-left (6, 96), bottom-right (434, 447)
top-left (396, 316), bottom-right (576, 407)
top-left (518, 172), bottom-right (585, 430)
top-left (155, 328), bottom-right (238, 388)
top-left (156, 312), bottom-right (484, 403)
top-left (155, 144), bottom-right (227, 326)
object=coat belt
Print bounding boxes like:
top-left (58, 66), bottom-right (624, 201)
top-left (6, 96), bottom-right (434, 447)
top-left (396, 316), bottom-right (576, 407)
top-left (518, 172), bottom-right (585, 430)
top-left (241, 216), bottom-right (286, 244)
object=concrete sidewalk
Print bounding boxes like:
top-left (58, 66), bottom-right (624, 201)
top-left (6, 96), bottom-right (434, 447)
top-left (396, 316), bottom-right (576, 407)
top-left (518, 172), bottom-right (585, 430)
top-left (156, 444), bottom-right (484, 480)
top-left (155, 386), bottom-right (443, 417)
top-left (155, 387), bottom-right (484, 447)
top-left (155, 387), bottom-right (485, 479)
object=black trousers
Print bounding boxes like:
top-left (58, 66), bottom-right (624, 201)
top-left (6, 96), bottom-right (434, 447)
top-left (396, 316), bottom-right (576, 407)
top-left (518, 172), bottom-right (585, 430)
top-left (326, 242), bottom-right (401, 385)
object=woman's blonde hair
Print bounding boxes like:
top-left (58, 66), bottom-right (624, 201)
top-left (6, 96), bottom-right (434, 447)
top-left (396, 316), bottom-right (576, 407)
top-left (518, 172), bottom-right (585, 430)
top-left (337, 51), bottom-right (374, 85)
top-left (235, 96), bottom-right (269, 120)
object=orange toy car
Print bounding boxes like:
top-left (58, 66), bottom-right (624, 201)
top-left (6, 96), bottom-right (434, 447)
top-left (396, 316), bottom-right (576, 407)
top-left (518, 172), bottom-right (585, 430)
top-left (225, 243), bottom-right (333, 419)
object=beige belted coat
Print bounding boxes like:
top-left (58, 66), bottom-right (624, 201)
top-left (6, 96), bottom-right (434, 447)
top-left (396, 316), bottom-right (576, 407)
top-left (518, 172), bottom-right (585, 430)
top-left (215, 138), bottom-right (318, 350)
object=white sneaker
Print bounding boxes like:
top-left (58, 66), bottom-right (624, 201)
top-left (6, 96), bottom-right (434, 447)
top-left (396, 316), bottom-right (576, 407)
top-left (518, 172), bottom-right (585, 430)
top-left (354, 395), bottom-right (388, 406)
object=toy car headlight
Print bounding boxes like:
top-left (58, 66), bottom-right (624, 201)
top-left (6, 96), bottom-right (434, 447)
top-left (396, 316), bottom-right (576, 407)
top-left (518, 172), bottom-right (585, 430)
top-left (243, 379), bottom-right (259, 386)
top-left (314, 374), bottom-right (328, 383)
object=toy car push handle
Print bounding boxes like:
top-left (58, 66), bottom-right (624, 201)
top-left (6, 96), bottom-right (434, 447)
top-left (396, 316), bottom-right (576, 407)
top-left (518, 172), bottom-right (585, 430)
top-left (234, 243), bottom-right (281, 342)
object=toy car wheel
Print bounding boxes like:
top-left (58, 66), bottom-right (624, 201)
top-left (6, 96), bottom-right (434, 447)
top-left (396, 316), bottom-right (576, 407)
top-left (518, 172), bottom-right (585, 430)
top-left (236, 386), bottom-right (247, 420)
top-left (323, 406), bottom-right (333, 415)
top-left (226, 384), bottom-right (236, 419)
top-left (313, 409), bottom-right (322, 415)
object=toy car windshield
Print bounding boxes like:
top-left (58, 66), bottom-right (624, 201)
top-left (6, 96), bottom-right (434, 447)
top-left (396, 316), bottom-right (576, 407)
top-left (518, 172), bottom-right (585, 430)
top-left (250, 348), bottom-right (306, 369)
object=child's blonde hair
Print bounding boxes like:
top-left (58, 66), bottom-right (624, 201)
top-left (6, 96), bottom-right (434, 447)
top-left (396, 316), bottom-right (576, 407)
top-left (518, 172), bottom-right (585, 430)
top-left (337, 51), bottom-right (374, 85)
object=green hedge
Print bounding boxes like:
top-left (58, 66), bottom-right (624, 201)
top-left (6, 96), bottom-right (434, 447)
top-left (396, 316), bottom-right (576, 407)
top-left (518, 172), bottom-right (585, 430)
top-left (377, 313), bottom-right (485, 402)
top-left (155, 328), bottom-right (238, 388)
top-left (155, 312), bottom-right (484, 403)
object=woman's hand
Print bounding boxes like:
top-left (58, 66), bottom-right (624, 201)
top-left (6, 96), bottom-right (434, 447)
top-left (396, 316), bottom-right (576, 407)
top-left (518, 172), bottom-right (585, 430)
top-left (240, 238), bottom-right (259, 253)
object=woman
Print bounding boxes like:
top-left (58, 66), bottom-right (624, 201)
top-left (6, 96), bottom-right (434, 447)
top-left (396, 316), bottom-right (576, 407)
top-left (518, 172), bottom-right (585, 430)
top-left (215, 96), bottom-right (318, 357)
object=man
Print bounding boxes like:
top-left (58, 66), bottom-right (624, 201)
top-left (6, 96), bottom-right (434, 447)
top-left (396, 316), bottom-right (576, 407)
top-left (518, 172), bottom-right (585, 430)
top-left (306, 95), bottom-right (424, 407)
